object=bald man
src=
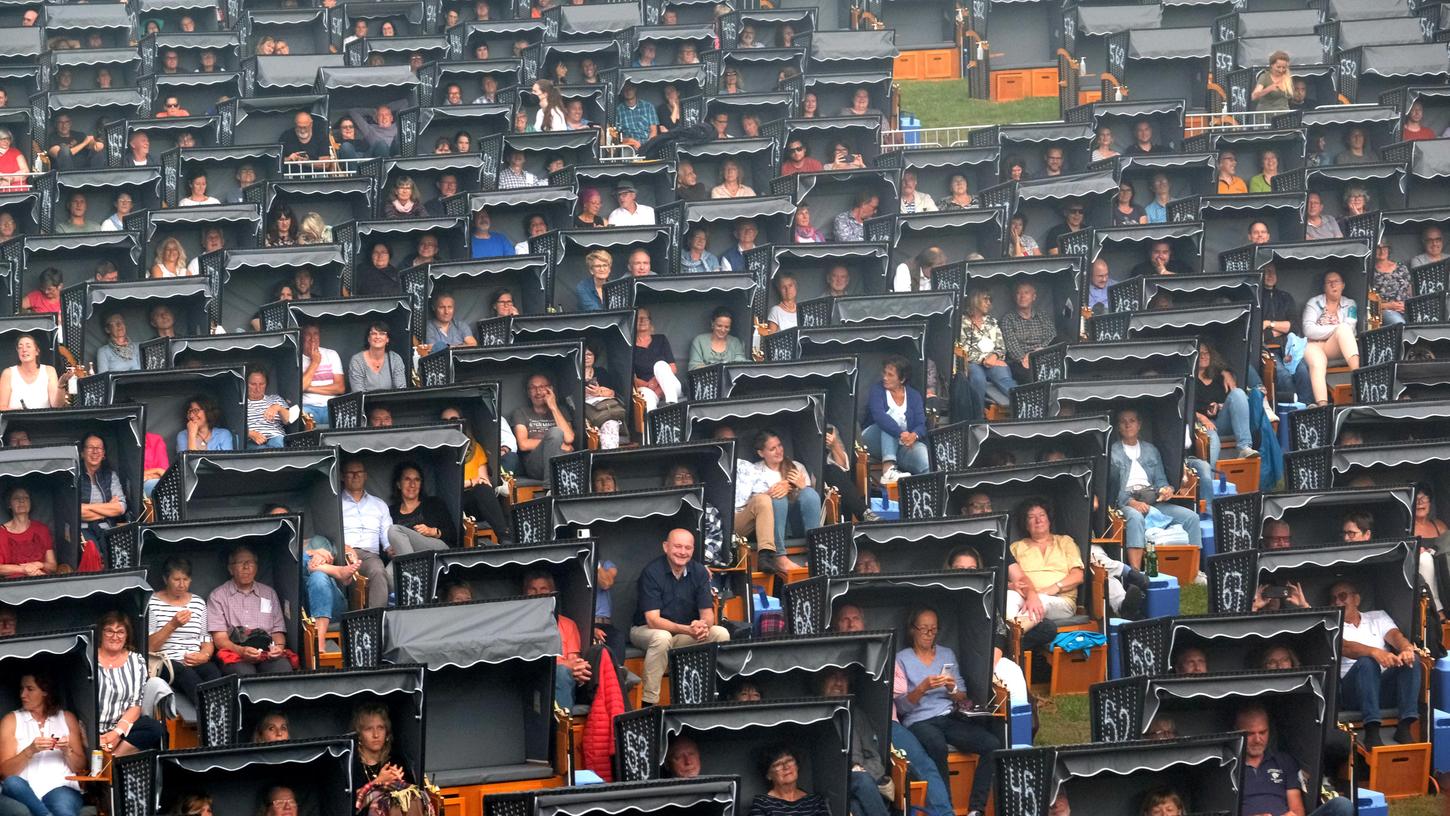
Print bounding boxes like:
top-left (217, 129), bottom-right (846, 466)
top-left (629, 528), bottom-right (729, 704)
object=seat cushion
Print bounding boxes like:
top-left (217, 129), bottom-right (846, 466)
top-left (433, 760), bottom-right (556, 788)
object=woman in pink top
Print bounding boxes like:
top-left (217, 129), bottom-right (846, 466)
top-left (142, 432), bottom-right (169, 497)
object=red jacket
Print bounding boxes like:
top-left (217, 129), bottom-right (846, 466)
top-left (581, 657), bottom-right (625, 781)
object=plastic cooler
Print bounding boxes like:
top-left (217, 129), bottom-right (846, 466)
top-left (897, 113), bottom-right (922, 145)
top-left (1146, 574), bottom-right (1180, 619)
top-left (1106, 617), bottom-right (1128, 680)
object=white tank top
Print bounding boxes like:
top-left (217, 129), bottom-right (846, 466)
top-left (12, 709), bottom-right (80, 796)
top-left (6, 366), bottom-right (51, 410)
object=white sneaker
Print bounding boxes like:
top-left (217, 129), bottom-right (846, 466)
top-left (880, 465), bottom-right (909, 484)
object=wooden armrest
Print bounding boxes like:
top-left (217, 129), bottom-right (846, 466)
top-left (853, 445), bottom-right (868, 500)
top-left (822, 487), bottom-right (840, 525)
top-left (350, 574), bottom-right (368, 610)
top-left (462, 515), bottom-right (477, 548)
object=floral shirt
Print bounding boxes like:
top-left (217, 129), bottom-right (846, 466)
top-left (1373, 261), bottom-right (1411, 303)
top-left (958, 314), bottom-right (1007, 365)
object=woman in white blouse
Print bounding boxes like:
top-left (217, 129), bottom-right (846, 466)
top-left (177, 172), bottom-right (219, 207)
top-left (147, 556), bottom-right (220, 703)
top-left (710, 160), bottom-right (755, 199)
top-left (767, 272), bottom-right (798, 332)
top-left (0, 334), bottom-right (66, 411)
top-left (151, 238), bottom-right (190, 278)
top-left (0, 671), bottom-right (86, 815)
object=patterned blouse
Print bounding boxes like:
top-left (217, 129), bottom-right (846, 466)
top-left (958, 314), bottom-right (1007, 365)
top-left (1373, 261), bottom-right (1411, 303)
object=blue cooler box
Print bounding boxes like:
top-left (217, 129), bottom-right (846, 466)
top-left (1146, 574), bottom-right (1180, 619)
top-left (1107, 617), bottom-right (1128, 679)
top-left (1009, 702), bottom-right (1032, 748)
top-left (869, 496), bottom-right (900, 521)
top-left (1436, 709), bottom-right (1450, 774)
top-left (1355, 789), bottom-right (1387, 816)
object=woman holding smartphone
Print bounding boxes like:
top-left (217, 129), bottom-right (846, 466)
top-left (894, 605), bottom-right (999, 816)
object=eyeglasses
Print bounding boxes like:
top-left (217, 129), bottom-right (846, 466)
top-left (769, 758), bottom-right (797, 772)
top-left (166, 101), bottom-right (179, 108)
top-left (788, 145), bottom-right (804, 153)
top-left (911, 625), bottom-right (938, 635)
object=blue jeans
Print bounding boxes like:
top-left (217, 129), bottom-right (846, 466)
top-left (1310, 797), bottom-right (1355, 816)
top-left (848, 769), bottom-right (890, 816)
top-left (1186, 457), bottom-right (1214, 512)
top-left (1, 777), bottom-right (83, 816)
top-left (907, 713), bottom-right (1001, 812)
top-left (1203, 386), bottom-right (1254, 467)
top-left (862, 424), bottom-right (929, 474)
top-left (302, 403), bottom-right (330, 428)
top-left (960, 363), bottom-right (1016, 422)
top-left (1341, 655), bottom-right (1421, 724)
top-left (143, 477), bottom-right (159, 498)
top-left (304, 563), bottom-right (347, 620)
top-left (0, 795), bottom-right (29, 816)
top-left (248, 435), bottom-right (286, 449)
top-left (891, 722), bottom-right (952, 816)
top-left (554, 662), bottom-right (576, 709)
top-left (1122, 501), bottom-right (1201, 551)
top-left (771, 487), bottom-right (822, 546)
top-left (1382, 308), bottom-right (1406, 326)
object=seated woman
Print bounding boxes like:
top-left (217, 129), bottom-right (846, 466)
top-left (582, 341), bottom-right (628, 448)
top-left (348, 322), bottom-right (407, 393)
top-left (753, 430), bottom-right (822, 550)
top-left (1008, 498), bottom-right (1084, 621)
top-left (387, 462), bottom-right (455, 560)
top-left (168, 793), bottom-right (212, 816)
top-left (823, 423), bottom-right (876, 523)
top-left (0, 487), bottom-right (55, 578)
top-left (178, 395), bottom-right (236, 452)
top-left (250, 281), bottom-right (295, 332)
top-left (633, 308), bottom-right (682, 411)
top-left (1416, 483), bottom-right (1450, 620)
top-left (142, 432), bottom-right (169, 498)
top-left (893, 606), bottom-right (1000, 816)
top-left (943, 545), bottom-right (1039, 698)
top-left (147, 556), bottom-right (220, 702)
top-left (576, 249), bottom-right (612, 312)
top-left (254, 710), bottom-right (289, 742)
top-left (680, 227), bottom-right (721, 274)
top-left (956, 289), bottom-right (1016, 422)
top-left (687, 307), bottom-right (748, 370)
top-left (381, 175), bottom-right (422, 219)
top-left (1371, 240), bottom-right (1410, 327)
top-left (1300, 269), bottom-right (1359, 407)
top-left (151, 237), bottom-right (190, 278)
top-left (512, 374), bottom-right (575, 483)
top-left (861, 355), bottom-right (929, 484)
top-left (748, 745), bottom-right (829, 816)
top-left (95, 612), bottom-right (166, 756)
top-left (0, 672), bottom-right (86, 816)
top-left (439, 407), bottom-right (511, 543)
top-left (95, 312), bottom-right (141, 373)
top-left (80, 434), bottom-right (127, 544)
top-left (21, 269), bottom-right (62, 316)
top-left (1194, 341), bottom-right (1257, 465)
top-left (352, 703), bottom-right (436, 816)
top-left (0, 334), bottom-right (66, 411)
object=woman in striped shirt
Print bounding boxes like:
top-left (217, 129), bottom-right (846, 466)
top-left (96, 612), bottom-right (165, 756)
top-left (146, 557), bottom-right (219, 703)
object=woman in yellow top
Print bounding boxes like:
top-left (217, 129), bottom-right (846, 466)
top-left (440, 405), bottom-right (512, 544)
top-left (1007, 498), bottom-right (1084, 621)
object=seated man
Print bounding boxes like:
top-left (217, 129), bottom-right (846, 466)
top-left (834, 602), bottom-right (953, 816)
top-left (820, 668), bottom-right (889, 816)
top-left (664, 735), bottom-right (701, 778)
top-left (628, 528), bottom-right (729, 706)
top-left (207, 544), bottom-right (292, 675)
top-left (245, 368), bottom-right (292, 449)
top-left (1262, 519), bottom-right (1292, 550)
top-left (1333, 579), bottom-right (1420, 747)
top-left (1128, 240), bottom-right (1191, 277)
top-left (340, 457), bottom-right (392, 609)
top-left (1145, 714), bottom-right (1177, 740)
top-left (1238, 704), bottom-right (1353, 816)
top-left (512, 374), bottom-right (575, 484)
top-left (1172, 645), bottom-right (1207, 675)
top-left (1109, 409), bottom-right (1202, 569)
top-left (522, 569), bottom-right (591, 709)
top-left (854, 548), bottom-right (881, 575)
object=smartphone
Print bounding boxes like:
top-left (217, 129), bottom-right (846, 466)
top-left (940, 663), bottom-right (954, 676)
top-left (1263, 585), bottom-right (1291, 600)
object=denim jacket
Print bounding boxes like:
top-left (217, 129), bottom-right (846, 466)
top-left (1108, 439), bottom-right (1170, 509)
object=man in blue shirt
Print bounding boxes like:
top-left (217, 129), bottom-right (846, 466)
top-left (469, 209), bottom-right (515, 258)
top-left (628, 528), bottom-right (729, 704)
top-left (1237, 704), bottom-right (1352, 816)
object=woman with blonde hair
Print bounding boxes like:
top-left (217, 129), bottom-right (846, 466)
top-left (710, 160), bottom-right (755, 199)
top-left (352, 703), bottom-right (435, 815)
top-left (298, 212), bottom-right (330, 244)
top-left (151, 237), bottom-right (190, 278)
top-left (576, 249), bottom-right (612, 311)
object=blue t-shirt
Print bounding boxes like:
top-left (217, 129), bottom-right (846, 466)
top-left (1242, 750), bottom-right (1301, 816)
top-left (470, 231), bottom-right (516, 259)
